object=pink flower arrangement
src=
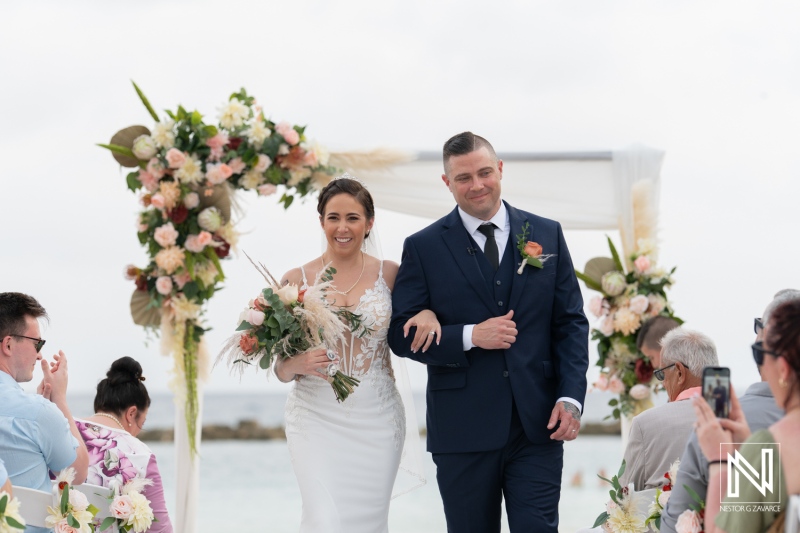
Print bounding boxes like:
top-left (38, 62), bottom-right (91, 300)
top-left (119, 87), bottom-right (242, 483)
top-left (100, 84), bottom-right (339, 457)
top-left (576, 237), bottom-right (680, 420)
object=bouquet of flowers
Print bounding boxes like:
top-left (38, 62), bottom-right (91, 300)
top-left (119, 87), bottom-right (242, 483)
top-left (0, 490), bottom-right (25, 532)
top-left (594, 460), bottom-right (649, 533)
top-left (98, 478), bottom-right (155, 533)
top-left (47, 469), bottom-right (99, 533)
top-left (645, 459), bottom-right (681, 531)
top-left (576, 237), bottom-right (681, 420)
top-left (218, 256), bottom-right (365, 402)
top-left (100, 82), bottom-right (337, 455)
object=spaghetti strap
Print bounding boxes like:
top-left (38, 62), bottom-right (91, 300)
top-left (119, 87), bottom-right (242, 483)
top-left (299, 265), bottom-right (309, 290)
top-left (379, 259), bottom-right (384, 279)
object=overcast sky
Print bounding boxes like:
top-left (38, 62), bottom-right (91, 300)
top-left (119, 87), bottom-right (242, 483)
top-left (2, 1), bottom-right (798, 397)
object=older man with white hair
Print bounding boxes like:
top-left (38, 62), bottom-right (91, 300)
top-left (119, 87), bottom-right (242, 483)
top-left (618, 328), bottom-right (718, 490)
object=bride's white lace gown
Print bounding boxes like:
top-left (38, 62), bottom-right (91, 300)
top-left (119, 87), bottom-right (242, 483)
top-left (285, 263), bottom-right (406, 533)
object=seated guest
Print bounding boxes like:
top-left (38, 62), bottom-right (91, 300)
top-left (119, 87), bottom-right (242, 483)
top-left (76, 357), bottom-right (172, 533)
top-left (619, 328), bottom-right (718, 490)
top-left (695, 299), bottom-right (800, 532)
top-left (1, 457), bottom-right (11, 495)
top-left (637, 315), bottom-right (680, 369)
top-left (660, 291), bottom-right (794, 533)
top-left (0, 293), bottom-right (89, 504)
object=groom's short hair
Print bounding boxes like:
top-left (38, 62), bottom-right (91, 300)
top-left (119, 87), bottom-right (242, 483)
top-left (443, 132), bottom-right (497, 172)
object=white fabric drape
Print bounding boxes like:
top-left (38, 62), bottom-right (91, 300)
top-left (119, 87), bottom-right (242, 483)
top-left (611, 145), bottom-right (665, 259)
top-left (358, 146), bottom-right (664, 243)
top-left (174, 393), bottom-right (203, 533)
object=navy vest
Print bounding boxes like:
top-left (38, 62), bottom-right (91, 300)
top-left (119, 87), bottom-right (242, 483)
top-left (471, 233), bottom-right (514, 313)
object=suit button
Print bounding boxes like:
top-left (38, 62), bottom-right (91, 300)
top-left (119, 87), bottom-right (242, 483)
top-left (498, 300), bottom-right (504, 306)
top-left (496, 280), bottom-right (501, 285)
top-left (503, 371), bottom-right (509, 377)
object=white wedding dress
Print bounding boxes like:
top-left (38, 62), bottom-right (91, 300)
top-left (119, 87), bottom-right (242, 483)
top-left (284, 262), bottom-right (415, 533)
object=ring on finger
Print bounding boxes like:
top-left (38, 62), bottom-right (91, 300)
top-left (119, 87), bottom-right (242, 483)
top-left (428, 331), bottom-right (435, 336)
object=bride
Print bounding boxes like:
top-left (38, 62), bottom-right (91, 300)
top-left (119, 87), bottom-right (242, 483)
top-left (274, 176), bottom-right (436, 533)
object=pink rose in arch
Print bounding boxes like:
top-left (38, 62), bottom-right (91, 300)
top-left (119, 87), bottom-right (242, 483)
top-left (165, 148), bottom-right (186, 169)
top-left (228, 157), bottom-right (246, 175)
top-left (607, 375), bottom-right (625, 394)
top-left (634, 255), bottom-right (651, 273)
top-left (276, 122), bottom-right (300, 145)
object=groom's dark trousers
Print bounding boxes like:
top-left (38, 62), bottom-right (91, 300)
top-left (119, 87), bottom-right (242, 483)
top-left (389, 202), bottom-right (589, 533)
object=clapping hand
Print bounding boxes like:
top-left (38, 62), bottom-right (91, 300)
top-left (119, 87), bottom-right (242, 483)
top-left (39, 350), bottom-right (69, 404)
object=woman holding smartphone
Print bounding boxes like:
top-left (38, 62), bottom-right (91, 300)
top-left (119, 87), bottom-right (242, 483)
top-left (694, 299), bottom-right (800, 532)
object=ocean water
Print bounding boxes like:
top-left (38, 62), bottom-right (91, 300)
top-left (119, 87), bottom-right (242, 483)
top-left (63, 391), bottom-right (634, 532)
top-left (65, 389), bottom-right (648, 430)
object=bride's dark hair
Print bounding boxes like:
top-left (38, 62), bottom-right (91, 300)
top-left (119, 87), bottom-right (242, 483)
top-left (317, 177), bottom-right (375, 222)
top-left (94, 356), bottom-right (151, 415)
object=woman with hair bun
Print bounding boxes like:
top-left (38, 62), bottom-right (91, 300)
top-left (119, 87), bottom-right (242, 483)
top-left (76, 356), bottom-right (172, 533)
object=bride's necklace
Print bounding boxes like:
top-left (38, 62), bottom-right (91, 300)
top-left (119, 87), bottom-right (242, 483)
top-left (322, 252), bottom-right (365, 296)
top-left (94, 412), bottom-right (125, 430)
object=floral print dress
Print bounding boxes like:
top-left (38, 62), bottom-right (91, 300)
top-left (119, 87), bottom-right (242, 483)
top-left (75, 419), bottom-right (173, 533)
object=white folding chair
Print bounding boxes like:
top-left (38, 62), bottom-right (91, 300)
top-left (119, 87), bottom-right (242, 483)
top-left (786, 495), bottom-right (800, 533)
top-left (72, 483), bottom-right (119, 533)
top-left (11, 485), bottom-right (56, 528)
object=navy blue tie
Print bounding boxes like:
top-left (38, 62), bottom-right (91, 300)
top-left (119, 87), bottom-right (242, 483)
top-left (477, 224), bottom-right (499, 270)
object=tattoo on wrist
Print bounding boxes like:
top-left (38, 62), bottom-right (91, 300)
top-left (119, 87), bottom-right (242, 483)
top-left (562, 402), bottom-right (581, 422)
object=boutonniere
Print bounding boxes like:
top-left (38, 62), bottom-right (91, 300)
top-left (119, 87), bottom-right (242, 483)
top-left (516, 222), bottom-right (555, 274)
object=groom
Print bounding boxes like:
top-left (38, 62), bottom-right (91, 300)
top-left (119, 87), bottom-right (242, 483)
top-left (389, 132), bottom-right (589, 532)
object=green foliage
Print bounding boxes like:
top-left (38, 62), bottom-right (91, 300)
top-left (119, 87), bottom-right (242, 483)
top-left (593, 459), bottom-right (627, 528)
top-left (100, 516), bottom-right (117, 531)
top-left (126, 172), bottom-right (141, 192)
top-left (132, 80), bottom-right (160, 123)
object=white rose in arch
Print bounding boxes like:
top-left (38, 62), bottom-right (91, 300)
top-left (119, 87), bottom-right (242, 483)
top-left (630, 384), bottom-right (651, 400)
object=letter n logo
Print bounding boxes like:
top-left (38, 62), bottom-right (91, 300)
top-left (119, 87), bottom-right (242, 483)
top-left (724, 442), bottom-right (780, 503)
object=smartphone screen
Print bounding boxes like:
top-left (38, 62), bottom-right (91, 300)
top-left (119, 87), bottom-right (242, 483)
top-left (703, 367), bottom-right (731, 418)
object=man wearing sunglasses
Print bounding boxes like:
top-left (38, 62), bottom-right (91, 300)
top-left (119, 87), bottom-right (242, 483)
top-left (0, 292), bottom-right (89, 515)
top-left (660, 290), bottom-right (796, 533)
top-left (618, 328), bottom-right (718, 491)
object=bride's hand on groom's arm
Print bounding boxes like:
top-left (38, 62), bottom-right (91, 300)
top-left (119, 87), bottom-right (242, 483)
top-left (403, 310), bottom-right (442, 353)
top-left (276, 348), bottom-right (340, 381)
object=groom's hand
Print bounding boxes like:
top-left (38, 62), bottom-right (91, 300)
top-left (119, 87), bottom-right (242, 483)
top-left (472, 310), bottom-right (517, 350)
top-left (548, 401), bottom-right (581, 441)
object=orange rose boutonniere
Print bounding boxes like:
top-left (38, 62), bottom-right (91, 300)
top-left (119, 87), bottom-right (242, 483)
top-left (516, 222), bottom-right (554, 274)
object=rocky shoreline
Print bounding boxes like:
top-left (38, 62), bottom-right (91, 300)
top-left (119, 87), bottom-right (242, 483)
top-left (138, 420), bottom-right (620, 441)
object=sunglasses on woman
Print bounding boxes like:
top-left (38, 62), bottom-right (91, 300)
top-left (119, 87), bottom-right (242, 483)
top-left (751, 341), bottom-right (779, 366)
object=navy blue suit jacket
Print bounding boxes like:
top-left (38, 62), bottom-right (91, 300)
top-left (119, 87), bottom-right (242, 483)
top-left (388, 202), bottom-right (589, 453)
